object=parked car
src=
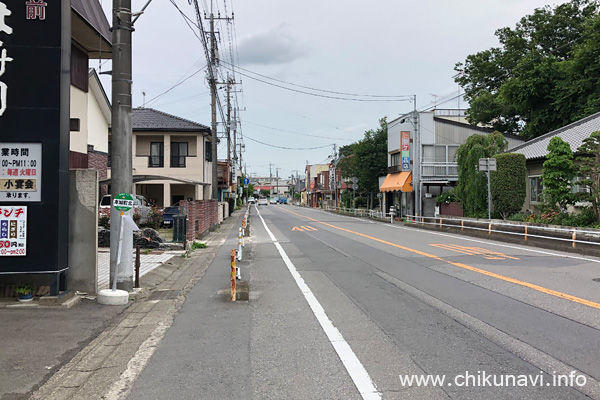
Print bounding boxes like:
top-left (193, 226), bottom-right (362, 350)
top-left (258, 195), bottom-right (268, 206)
top-left (269, 197), bottom-right (279, 204)
top-left (248, 196), bottom-right (256, 204)
top-left (161, 206), bottom-right (180, 227)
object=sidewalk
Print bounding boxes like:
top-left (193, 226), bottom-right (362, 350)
top-left (0, 210), bottom-right (243, 400)
top-left (97, 248), bottom-right (183, 290)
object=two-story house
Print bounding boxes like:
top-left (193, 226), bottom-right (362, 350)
top-left (111, 108), bottom-right (213, 207)
top-left (69, 0), bottom-right (112, 173)
top-left (382, 109), bottom-right (526, 218)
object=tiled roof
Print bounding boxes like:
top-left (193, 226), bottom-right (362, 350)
top-left (510, 111), bottom-right (600, 160)
top-left (132, 108), bottom-right (211, 132)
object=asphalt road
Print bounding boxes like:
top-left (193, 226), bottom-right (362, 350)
top-left (127, 205), bottom-right (600, 400)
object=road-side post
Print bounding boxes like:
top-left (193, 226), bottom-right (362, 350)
top-left (230, 249), bottom-right (236, 301)
top-left (237, 228), bottom-right (243, 261)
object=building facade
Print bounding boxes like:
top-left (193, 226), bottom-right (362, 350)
top-left (382, 109), bottom-right (526, 217)
top-left (108, 108), bottom-right (213, 207)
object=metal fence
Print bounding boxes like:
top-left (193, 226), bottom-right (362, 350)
top-left (324, 206), bottom-right (600, 250)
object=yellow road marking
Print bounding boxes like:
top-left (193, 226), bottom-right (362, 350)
top-left (292, 226), bottom-right (318, 232)
top-left (431, 244), bottom-right (519, 260)
top-left (281, 208), bottom-right (600, 311)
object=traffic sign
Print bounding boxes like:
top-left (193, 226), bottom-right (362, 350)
top-left (478, 158), bottom-right (497, 172)
top-left (113, 193), bottom-right (134, 212)
top-left (243, 178), bottom-right (249, 185)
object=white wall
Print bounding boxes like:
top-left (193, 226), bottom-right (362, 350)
top-left (87, 83), bottom-right (109, 153)
top-left (70, 86), bottom-right (89, 154)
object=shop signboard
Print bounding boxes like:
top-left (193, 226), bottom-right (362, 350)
top-left (401, 131), bottom-right (410, 171)
top-left (0, 1), bottom-right (70, 273)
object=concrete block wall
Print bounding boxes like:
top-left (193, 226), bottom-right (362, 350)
top-left (68, 169), bottom-right (98, 295)
top-left (185, 200), bottom-right (218, 241)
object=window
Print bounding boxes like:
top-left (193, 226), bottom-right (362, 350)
top-left (149, 142), bottom-right (164, 167)
top-left (171, 142), bottom-right (188, 168)
top-left (530, 176), bottom-right (543, 203)
top-left (571, 177), bottom-right (591, 194)
top-left (422, 145), bottom-right (446, 163)
top-left (448, 146), bottom-right (459, 162)
top-left (391, 153), bottom-right (401, 166)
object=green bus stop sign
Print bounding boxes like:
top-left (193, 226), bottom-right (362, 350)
top-left (113, 192), bottom-right (134, 212)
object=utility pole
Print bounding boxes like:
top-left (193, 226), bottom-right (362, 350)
top-left (226, 74), bottom-right (232, 193)
top-left (208, 13), bottom-right (218, 200)
top-left (269, 162), bottom-right (274, 197)
top-left (110, 0), bottom-right (134, 292)
top-left (412, 95), bottom-right (421, 221)
top-left (205, 11), bottom-right (233, 201)
top-left (276, 167), bottom-right (280, 197)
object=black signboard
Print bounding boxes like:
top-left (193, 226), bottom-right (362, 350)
top-left (0, 1), bottom-right (70, 273)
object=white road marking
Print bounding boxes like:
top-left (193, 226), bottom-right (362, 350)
top-left (256, 206), bottom-right (381, 400)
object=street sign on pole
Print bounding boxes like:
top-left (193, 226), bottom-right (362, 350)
top-left (243, 178), bottom-right (249, 185)
top-left (478, 158), bottom-right (497, 172)
top-left (478, 158), bottom-right (496, 220)
top-left (113, 193), bottom-right (134, 212)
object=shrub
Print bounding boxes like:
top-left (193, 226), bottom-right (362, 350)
top-left (508, 213), bottom-right (526, 222)
top-left (147, 206), bottom-right (163, 229)
top-left (354, 196), bottom-right (368, 208)
top-left (436, 190), bottom-right (458, 204)
top-left (98, 208), bottom-right (110, 228)
top-left (490, 153), bottom-right (526, 219)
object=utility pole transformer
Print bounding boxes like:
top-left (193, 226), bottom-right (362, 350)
top-left (110, 0), bottom-right (134, 291)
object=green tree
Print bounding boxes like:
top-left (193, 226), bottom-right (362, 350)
top-left (455, 132), bottom-right (508, 217)
top-left (338, 118), bottom-right (388, 209)
top-left (455, 0), bottom-right (600, 139)
top-left (490, 153), bottom-right (527, 219)
top-left (576, 130), bottom-right (600, 221)
top-left (541, 136), bottom-right (576, 209)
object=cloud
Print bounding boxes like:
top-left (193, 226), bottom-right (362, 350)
top-left (237, 25), bottom-right (310, 65)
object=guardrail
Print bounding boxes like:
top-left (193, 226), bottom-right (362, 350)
top-left (405, 215), bottom-right (600, 249)
top-left (323, 206), bottom-right (600, 252)
top-left (325, 206), bottom-right (394, 222)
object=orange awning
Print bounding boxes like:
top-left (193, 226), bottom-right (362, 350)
top-left (380, 171), bottom-right (412, 192)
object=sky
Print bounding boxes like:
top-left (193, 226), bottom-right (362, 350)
top-left (98, 0), bottom-right (568, 181)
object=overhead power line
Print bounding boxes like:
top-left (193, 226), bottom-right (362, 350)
top-left (244, 134), bottom-right (332, 150)
top-left (243, 120), bottom-right (353, 141)
top-left (220, 60), bottom-right (413, 99)
top-left (226, 67), bottom-right (415, 102)
top-left (144, 65), bottom-right (207, 106)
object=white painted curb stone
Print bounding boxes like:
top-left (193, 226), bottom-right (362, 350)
top-left (97, 289), bottom-right (129, 305)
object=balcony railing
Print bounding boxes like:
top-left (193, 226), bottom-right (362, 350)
top-left (148, 155), bottom-right (164, 168)
top-left (421, 162), bottom-right (458, 178)
top-left (170, 155), bottom-right (187, 168)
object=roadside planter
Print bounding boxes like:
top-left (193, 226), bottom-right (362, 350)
top-left (15, 285), bottom-right (34, 302)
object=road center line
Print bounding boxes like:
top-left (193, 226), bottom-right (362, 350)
top-left (281, 208), bottom-right (600, 311)
top-left (254, 206), bottom-right (381, 400)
